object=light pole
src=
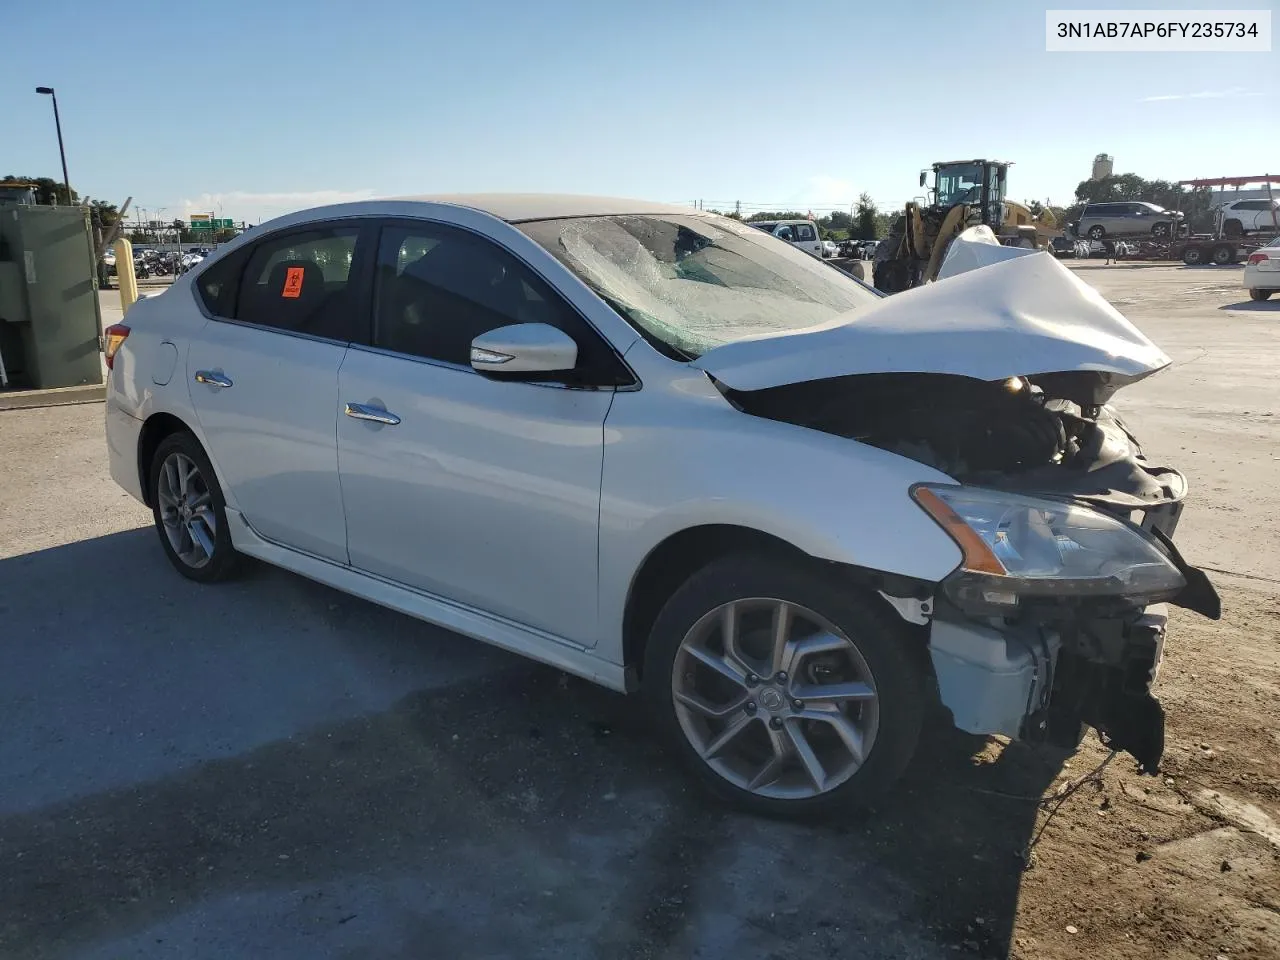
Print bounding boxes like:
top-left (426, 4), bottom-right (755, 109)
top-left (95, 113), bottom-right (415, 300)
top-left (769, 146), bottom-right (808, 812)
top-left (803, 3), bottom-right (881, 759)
top-left (34, 87), bottom-right (72, 204)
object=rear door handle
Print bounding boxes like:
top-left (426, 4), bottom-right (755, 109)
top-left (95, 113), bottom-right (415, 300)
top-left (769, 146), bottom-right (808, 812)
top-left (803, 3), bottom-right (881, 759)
top-left (344, 402), bottom-right (401, 426)
top-left (194, 370), bottom-right (233, 388)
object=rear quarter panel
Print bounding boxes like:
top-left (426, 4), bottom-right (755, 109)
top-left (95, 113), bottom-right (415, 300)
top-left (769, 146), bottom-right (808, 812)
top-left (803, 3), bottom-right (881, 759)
top-left (104, 280), bottom-right (222, 504)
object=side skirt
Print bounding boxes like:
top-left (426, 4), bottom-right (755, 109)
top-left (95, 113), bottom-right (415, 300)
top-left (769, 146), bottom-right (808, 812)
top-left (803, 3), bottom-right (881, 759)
top-left (224, 508), bottom-right (629, 693)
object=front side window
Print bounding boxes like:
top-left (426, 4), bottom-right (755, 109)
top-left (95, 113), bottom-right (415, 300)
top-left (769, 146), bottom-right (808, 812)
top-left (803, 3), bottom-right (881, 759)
top-left (234, 226), bottom-right (361, 340)
top-left (795, 223), bottom-right (817, 242)
top-left (519, 213), bottom-right (880, 359)
top-left (371, 221), bottom-right (625, 382)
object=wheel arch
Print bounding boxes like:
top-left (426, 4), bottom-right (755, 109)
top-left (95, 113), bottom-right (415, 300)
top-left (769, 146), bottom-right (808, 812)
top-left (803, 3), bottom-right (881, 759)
top-left (620, 524), bottom-right (930, 685)
top-left (137, 411), bottom-right (196, 506)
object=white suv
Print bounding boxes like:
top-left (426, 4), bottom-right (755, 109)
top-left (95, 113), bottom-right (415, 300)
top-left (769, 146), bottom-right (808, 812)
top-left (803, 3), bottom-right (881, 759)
top-left (103, 195), bottom-right (1219, 817)
top-left (1217, 198), bottom-right (1280, 236)
top-left (748, 219), bottom-right (825, 258)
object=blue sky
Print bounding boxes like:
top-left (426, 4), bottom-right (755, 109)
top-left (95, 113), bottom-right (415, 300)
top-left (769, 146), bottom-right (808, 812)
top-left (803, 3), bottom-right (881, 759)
top-left (4, 0), bottom-right (1276, 224)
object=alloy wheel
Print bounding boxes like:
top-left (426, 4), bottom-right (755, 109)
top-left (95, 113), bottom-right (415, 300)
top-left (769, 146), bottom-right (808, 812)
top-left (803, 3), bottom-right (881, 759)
top-left (157, 451), bottom-right (217, 569)
top-left (671, 598), bottom-right (880, 800)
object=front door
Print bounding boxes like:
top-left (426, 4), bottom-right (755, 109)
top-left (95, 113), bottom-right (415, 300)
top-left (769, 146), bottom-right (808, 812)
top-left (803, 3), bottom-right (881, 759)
top-left (336, 219), bottom-right (626, 646)
top-left (186, 222), bottom-right (366, 563)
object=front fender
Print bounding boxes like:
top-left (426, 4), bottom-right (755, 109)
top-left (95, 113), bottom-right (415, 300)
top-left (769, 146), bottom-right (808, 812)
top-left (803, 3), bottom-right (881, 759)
top-left (596, 380), bottom-right (963, 661)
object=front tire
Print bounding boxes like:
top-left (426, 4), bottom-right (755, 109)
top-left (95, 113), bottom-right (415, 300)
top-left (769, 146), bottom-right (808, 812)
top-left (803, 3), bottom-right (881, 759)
top-left (149, 432), bottom-right (239, 582)
top-left (1087, 225), bottom-right (1105, 240)
top-left (1251, 288), bottom-right (1274, 301)
top-left (643, 553), bottom-right (924, 818)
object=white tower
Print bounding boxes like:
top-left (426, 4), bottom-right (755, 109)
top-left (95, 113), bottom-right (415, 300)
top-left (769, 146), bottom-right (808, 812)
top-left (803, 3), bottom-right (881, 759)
top-left (1092, 154), bottom-right (1114, 181)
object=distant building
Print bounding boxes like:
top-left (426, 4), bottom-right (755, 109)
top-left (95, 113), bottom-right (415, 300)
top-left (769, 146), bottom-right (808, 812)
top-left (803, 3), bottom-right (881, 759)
top-left (1091, 154), bottom-right (1114, 181)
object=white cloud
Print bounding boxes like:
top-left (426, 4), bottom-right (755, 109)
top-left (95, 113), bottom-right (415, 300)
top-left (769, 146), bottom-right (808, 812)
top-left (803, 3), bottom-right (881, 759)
top-left (177, 188), bottom-right (377, 223)
top-left (1139, 87), bottom-right (1260, 102)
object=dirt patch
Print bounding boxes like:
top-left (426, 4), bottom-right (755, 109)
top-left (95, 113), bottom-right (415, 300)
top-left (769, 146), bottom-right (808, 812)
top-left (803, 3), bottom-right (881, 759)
top-left (1010, 584), bottom-right (1280, 960)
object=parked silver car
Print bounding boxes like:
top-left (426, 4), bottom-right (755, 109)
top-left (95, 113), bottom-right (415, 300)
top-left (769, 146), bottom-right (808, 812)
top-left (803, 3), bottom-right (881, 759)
top-left (103, 195), bottom-right (1219, 817)
top-left (1076, 201), bottom-right (1184, 241)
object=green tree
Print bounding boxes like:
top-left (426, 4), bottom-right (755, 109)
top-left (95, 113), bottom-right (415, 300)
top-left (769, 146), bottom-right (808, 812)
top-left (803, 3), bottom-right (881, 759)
top-left (2, 174), bottom-right (78, 205)
top-left (853, 193), bottom-right (879, 239)
top-left (90, 200), bottom-right (120, 230)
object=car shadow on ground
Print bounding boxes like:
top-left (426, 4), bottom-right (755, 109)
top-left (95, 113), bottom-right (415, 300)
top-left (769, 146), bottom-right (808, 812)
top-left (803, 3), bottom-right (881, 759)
top-left (0, 530), bottom-right (1073, 960)
top-left (1220, 299), bottom-right (1277, 311)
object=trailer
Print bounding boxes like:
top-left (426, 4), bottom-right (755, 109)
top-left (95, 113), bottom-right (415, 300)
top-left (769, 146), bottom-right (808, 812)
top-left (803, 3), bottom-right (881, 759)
top-left (1169, 175), bottom-right (1279, 265)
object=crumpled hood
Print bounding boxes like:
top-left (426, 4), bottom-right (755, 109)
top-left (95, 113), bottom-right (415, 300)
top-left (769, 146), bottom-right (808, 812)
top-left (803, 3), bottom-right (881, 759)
top-left (692, 249), bottom-right (1171, 402)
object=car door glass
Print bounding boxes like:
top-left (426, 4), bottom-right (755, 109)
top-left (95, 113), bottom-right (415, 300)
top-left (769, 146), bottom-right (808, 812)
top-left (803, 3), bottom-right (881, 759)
top-left (372, 222), bottom-right (628, 384)
top-left (795, 223), bottom-right (816, 242)
top-left (235, 227), bottom-right (361, 341)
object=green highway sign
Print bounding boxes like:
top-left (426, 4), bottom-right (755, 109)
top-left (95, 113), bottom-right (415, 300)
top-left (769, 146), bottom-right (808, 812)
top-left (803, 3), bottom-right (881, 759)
top-left (190, 218), bottom-right (236, 231)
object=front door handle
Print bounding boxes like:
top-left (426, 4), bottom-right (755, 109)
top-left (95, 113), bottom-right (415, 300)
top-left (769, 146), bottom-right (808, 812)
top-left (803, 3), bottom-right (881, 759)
top-left (194, 370), bottom-right (233, 388)
top-left (344, 402), bottom-right (401, 426)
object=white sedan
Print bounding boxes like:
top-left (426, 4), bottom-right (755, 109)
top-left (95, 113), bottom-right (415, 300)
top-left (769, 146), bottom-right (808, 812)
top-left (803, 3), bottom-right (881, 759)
top-left (103, 195), bottom-right (1218, 816)
top-left (1244, 237), bottom-right (1279, 301)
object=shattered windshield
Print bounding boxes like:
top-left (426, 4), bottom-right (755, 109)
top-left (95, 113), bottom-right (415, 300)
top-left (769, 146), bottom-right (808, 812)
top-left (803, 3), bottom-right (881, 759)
top-left (518, 214), bottom-right (879, 358)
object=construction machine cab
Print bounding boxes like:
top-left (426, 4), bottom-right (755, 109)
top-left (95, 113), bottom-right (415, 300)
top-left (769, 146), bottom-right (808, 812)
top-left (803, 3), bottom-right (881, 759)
top-left (929, 160), bottom-right (1009, 228)
top-left (874, 159), bottom-right (1015, 295)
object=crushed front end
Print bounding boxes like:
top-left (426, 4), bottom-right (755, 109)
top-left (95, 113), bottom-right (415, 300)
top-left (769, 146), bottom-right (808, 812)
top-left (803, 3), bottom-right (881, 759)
top-left (728, 372), bottom-right (1221, 773)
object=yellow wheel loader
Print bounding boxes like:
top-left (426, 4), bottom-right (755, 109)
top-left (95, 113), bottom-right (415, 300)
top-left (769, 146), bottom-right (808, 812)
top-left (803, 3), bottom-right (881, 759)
top-left (873, 160), bottom-right (1055, 294)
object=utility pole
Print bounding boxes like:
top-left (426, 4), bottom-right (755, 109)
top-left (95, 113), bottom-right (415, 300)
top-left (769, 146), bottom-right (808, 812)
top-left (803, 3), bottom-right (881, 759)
top-left (735, 200), bottom-right (741, 217)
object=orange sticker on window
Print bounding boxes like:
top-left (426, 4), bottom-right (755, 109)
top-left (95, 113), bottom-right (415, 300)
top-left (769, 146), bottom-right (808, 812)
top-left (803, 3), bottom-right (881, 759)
top-left (282, 266), bottom-right (305, 299)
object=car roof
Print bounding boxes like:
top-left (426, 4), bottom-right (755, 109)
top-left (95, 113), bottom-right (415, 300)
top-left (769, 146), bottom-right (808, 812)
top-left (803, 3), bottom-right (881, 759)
top-left (384, 193), bottom-right (699, 222)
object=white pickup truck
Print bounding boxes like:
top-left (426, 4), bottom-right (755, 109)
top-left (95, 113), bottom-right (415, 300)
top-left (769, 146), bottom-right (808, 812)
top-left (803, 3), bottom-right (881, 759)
top-left (749, 219), bottom-right (824, 258)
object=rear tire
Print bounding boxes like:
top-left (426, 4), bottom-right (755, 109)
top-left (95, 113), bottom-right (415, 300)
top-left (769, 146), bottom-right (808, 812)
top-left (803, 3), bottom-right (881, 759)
top-left (1212, 244), bottom-right (1236, 266)
top-left (1250, 288), bottom-right (1274, 301)
top-left (1182, 246), bottom-right (1204, 265)
top-left (642, 553), bottom-right (924, 819)
top-left (1223, 219), bottom-right (1243, 238)
top-left (149, 432), bottom-right (239, 583)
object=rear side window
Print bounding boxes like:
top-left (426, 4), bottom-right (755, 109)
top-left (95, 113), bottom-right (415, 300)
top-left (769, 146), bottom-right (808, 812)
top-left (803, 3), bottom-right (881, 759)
top-left (195, 248), bottom-right (249, 317)
top-left (234, 226), bottom-right (361, 341)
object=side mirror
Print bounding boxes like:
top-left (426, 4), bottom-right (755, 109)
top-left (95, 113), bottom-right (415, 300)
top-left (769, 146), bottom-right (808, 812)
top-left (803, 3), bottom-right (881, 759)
top-left (470, 323), bottom-right (578, 376)
top-left (919, 170), bottom-right (928, 188)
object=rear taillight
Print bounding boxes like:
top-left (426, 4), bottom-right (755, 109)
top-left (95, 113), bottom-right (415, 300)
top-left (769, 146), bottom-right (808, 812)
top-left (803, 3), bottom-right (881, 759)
top-left (103, 324), bottom-right (130, 370)
top-left (1248, 252), bottom-right (1271, 265)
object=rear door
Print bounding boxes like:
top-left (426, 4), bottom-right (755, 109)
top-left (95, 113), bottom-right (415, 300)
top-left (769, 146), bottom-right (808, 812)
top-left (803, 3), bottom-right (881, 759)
top-left (186, 221), bottom-right (371, 562)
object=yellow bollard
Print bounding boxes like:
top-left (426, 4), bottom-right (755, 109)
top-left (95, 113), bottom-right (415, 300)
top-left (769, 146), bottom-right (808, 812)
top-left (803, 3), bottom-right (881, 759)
top-left (115, 237), bottom-right (138, 312)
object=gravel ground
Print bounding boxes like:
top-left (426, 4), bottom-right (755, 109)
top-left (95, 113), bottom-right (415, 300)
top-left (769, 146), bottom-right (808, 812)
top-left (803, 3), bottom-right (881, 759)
top-left (0, 263), bottom-right (1276, 960)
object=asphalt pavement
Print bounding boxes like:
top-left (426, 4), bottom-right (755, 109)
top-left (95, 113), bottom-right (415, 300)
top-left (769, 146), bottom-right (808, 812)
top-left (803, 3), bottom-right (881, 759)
top-left (5, 262), bottom-right (1274, 959)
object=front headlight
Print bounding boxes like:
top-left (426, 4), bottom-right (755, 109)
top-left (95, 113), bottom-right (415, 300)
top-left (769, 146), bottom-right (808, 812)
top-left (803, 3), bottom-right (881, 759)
top-left (913, 484), bottom-right (1185, 611)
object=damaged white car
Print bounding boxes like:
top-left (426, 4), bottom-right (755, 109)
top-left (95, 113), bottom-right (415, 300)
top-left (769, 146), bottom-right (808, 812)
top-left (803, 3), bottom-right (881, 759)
top-left (104, 196), bottom-right (1220, 818)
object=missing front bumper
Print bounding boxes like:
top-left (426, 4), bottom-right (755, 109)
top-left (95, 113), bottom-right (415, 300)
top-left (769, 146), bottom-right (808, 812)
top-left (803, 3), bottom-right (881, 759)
top-left (929, 603), bottom-right (1174, 773)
